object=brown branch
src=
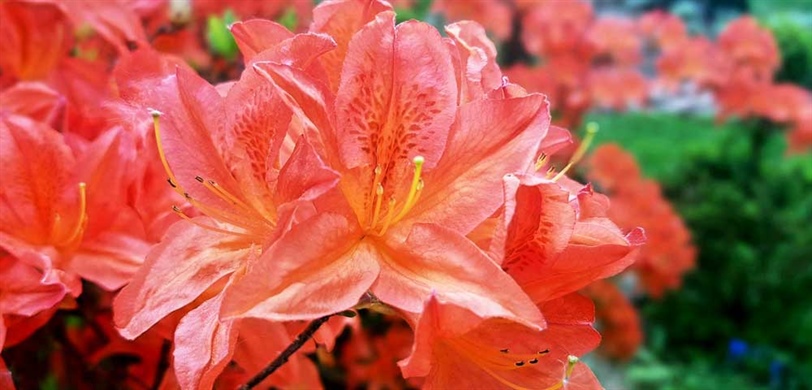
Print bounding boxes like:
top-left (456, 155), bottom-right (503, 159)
top-left (238, 315), bottom-right (331, 390)
top-left (151, 340), bottom-right (172, 390)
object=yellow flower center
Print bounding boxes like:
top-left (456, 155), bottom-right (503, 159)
top-left (365, 155), bottom-right (425, 236)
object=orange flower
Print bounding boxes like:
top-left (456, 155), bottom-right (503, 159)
top-left (219, 9), bottom-right (550, 327)
top-left (717, 16), bottom-right (780, 83)
top-left (400, 294), bottom-right (601, 389)
top-left (588, 144), bottom-right (696, 297)
top-left (111, 39), bottom-right (344, 386)
top-left (432, 0), bottom-right (513, 41)
top-left (638, 10), bottom-right (687, 51)
top-left (588, 68), bottom-right (648, 110)
top-left (0, 1), bottom-right (72, 83)
top-left (521, 0), bottom-right (593, 58)
top-left (587, 17), bottom-right (642, 67)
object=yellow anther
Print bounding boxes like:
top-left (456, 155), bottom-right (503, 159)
top-left (62, 182), bottom-right (88, 246)
top-left (393, 156), bottom-right (425, 222)
top-left (565, 355), bottom-right (579, 378)
top-left (535, 153), bottom-right (548, 171)
top-left (552, 122), bottom-right (598, 182)
top-left (546, 166), bottom-right (557, 179)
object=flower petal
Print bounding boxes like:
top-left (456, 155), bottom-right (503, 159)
top-left (220, 213), bottom-right (378, 321)
top-left (409, 94), bottom-right (550, 234)
top-left (335, 12), bottom-right (458, 173)
top-left (230, 19), bottom-right (294, 62)
top-left (375, 223), bottom-right (544, 325)
top-left (310, 0), bottom-right (392, 91)
top-left (174, 294), bottom-right (239, 390)
top-left (113, 219), bottom-right (251, 339)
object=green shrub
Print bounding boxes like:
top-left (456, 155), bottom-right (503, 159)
top-left (584, 113), bottom-right (812, 389)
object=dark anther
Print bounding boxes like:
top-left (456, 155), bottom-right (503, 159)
top-left (538, 349), bottom-right (550, 355)
top-left (167, 179), bottom-right (177, 188)
top-left (184, 192), bottom-right (192, 199)
top-left (529, 358), bottom-right (539, 364)
top-left (172, 205), bottom-right (181, 212)
top-left (499, 349), bottom-right (509, 354)
top-left (195, 176), bottom-right (204, 183)
top-left (514, 361), bottom-right (525, 367)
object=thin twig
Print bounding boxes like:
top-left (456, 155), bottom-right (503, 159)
top-left (238, 315), bottom-right (332, 390)
top-left (151, 340), bottom-right (172, 390)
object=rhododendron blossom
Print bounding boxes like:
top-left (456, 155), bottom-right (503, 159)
top-left (220, 9), bottom-right (550, 326)
top-left (5, 0), bottom-right (753, 388)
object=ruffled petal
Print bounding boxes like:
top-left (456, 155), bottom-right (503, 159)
top-left (113, 219), bottom-right (251, 339)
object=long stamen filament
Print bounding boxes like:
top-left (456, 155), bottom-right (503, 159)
top-left (370, 184), bottom-right (384, 229)
top-left (552, 122), bottom-right (599, 182)
top-left (565, 355), bottom-right (578, 378)
top-left (183, 193), bottom-right (265, 231)
top-left (152, 110), bottom-right (185, 196)
top-left (198, 177), bottom-right (252, 212)
top-left (61, 182), bottom-right (88, 245)
top-left (393, 156), bottom-right (425, 222)
top-left (542, 355), bottom-right (581, 390)
top-left (378, 196), bottom-right (397, 236)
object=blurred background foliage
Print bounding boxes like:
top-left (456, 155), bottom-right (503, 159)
top-left (583, 112), bottom-right (812, 389)
top-left (569, 1), bottom-right (812, 388)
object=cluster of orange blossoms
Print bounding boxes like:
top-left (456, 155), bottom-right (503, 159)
top-left (0, 0), bottom-right (650, 388)
top-left (432, 0), bottom-right (811, 152)
top-left (587, 144), bottom-right (695, 300)
top-left (643, 12), bottom-right (812, 152)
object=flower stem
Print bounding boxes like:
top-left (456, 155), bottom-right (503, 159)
top-left (238, 315), bottom-right (332, 390)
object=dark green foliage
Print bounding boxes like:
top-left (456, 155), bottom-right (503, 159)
top-left (585, 113), bottom-right (812, 389)
top-left (770, 18), bottom-right (812, 90)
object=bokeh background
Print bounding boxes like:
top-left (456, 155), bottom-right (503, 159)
top-left (395, 0), bottom-right (812, 388)
top-left (2, 0), bottom-right (811, 388)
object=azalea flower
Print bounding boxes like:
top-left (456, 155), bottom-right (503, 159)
top-left (112, 36), bottom-right (343, 386)
top-left (587, 144), bottom-right (695, 298)
top-left (219, 8), bottom-right (550, 327)
top-left (400, 295), bottom-right (601, 389)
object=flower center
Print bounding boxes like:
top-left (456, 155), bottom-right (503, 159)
top-left (151, 110), bottom-right (271, 237)
top-left (448, 337), bottom-right (551, 390)
top-left (50, 182), bottom-right (88, 248)
top-left (364, 155), bottom-right (425, 236)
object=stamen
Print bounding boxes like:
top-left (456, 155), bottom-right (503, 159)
top-left (541, 355), bottom-right (581, 390)
top-left (366, 165), bottom-right (383, 226)
top-left (546, 166), bottom-right (556, 179)
top-left (202, 179), bottom-right (253, 212)
top-left (392, 156), bottom-right (425, 222)
top-left (61, 182), bottom-right (88, 245)
top-left (183, 193), bottom-right (265, 231)
top-left (535, 153), bottom-right (548, 171)
top-left (552, 122), bottom-right (598, 182)
top-left (378, 196), bottom-right (397, 236)
top-left (152, 109), bottom-right (184, 196)
top-left (370, 184), bottom-right (384, 229)
top-left (172, 205), bottom-right (251, 237)
top-left (565, 355), bottom-right (578, 378)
